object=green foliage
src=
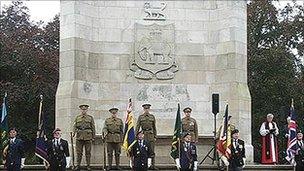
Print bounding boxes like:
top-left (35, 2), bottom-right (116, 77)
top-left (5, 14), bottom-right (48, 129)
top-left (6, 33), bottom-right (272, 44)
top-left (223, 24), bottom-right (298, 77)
top-left (248, 0), bottom-right (304, 163)
top-left (0, 1), bottom-right (59, 163)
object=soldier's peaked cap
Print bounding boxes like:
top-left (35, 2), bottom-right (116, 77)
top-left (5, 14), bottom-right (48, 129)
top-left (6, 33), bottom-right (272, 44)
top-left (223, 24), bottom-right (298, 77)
top-left (79, 104), bottom-right (89, 108)
top-left (183, 107), bottom-right (192, 112)
top-left (142, 103), bottom-right (151, 108)
top-left (109, 107), bottom-right (119, 113)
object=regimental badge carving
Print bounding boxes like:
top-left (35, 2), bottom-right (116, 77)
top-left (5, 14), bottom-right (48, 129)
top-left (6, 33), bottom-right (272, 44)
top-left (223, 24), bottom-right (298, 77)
top-left (131, 23), bottom-right (178, 80)
top-left (143, 2), bottom-right (167, 20)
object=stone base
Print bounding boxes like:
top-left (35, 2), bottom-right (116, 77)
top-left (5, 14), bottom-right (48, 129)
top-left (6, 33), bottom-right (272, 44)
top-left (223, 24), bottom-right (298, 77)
top-left (9, 165), bottom-right (293, 171)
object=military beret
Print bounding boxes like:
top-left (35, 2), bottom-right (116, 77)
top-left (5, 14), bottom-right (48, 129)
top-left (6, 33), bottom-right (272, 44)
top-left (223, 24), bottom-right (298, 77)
top-left (142, 103), bottom-right (151, 109)
top-left (231, 129), bottom-right (239, 135)
top-left (79, 104), bottom-right (89, 109)
top-left (297, 130), bottom-right (302, 134)
top-left (53, 128), bottom-right (61, 134)
top-left (109, 107), bottom-right (119, 113)
top-left (182, 132), bottom-right (191, 138)
top-left (183, 107), bottom-right (192, 112)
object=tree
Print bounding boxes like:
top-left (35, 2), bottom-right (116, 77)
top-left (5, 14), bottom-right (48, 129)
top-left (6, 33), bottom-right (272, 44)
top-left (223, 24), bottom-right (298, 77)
top-left (0, 1), bottom-right (59, 163)
top-left (248, 0), bottom-right (304, 163)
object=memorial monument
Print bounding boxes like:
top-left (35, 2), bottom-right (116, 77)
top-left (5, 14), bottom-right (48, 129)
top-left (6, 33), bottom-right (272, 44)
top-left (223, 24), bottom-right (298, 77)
top-left (57, 0), bottom-right (252, 164)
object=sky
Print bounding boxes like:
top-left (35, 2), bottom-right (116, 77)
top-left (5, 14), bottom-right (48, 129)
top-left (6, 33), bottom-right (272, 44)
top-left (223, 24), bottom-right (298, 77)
top-left (0, 0), bottom-right (299, 22)
top-left (0, 0), bottom-right (60, 22)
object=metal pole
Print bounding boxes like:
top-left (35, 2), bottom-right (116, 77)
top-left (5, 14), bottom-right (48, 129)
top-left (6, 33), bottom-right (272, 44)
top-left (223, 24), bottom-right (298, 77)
top-left (70, 132), bottom-right (75, 170)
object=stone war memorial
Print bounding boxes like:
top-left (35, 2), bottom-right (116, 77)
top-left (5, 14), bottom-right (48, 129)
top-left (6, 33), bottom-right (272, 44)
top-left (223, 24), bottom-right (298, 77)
top-left (57, 0), bottom-right (252, 166)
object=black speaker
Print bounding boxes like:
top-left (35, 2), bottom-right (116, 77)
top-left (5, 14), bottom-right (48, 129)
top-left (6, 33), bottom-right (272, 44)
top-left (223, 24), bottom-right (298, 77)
top-left (212, 94), bottom-right (219, 115)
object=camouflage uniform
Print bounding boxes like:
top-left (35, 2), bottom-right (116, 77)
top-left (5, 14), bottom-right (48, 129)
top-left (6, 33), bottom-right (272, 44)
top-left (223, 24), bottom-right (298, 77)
top-left (136, 104), bottom-right (158, 170)
top-left (73, 105), bottom-right (95, 171)
top-left (102, 108), bottom-right (123, 170)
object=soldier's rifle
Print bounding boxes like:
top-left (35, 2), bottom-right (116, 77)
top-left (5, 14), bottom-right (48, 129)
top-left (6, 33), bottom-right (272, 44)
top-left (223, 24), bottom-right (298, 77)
top-left (70, 132), bottom-right (75, 170)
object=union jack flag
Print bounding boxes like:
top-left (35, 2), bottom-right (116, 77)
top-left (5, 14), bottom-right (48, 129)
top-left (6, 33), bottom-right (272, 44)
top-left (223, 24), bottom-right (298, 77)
top-left (286, 100), bottom-right (298, 163)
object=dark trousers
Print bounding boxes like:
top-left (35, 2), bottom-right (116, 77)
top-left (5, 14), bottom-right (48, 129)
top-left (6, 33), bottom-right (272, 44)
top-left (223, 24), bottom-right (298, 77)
top-left (134, 167), bottom-right (147, 171)
top-left (7, 164), bottom-right (21, 171)
top-left (50, 164), bottom-right (66, 171)
top-left (229, 166), bottom-right (243, 171)
top-left (181, 169), bottom-right (192, 171)
top-left (296, 165), bottom-right (304, 171)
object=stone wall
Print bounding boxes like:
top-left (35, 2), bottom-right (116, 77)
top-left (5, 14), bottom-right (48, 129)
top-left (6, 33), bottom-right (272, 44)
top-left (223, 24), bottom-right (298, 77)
top-left (57, 1), bottom-right (252, 164)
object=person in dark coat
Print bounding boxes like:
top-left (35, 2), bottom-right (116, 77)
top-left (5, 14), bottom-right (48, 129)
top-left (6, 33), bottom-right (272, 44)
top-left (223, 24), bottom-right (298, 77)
top-left (174, 132), bottom-right (198, 171)
top-left (229, 129), bottom-right (246, 171)
top-left (295, 130), bottom-right (304, 171)
top-left (47, 128), bottom-right (70, 171)
top-left (4, 128), bottom-right (25, 171)
top-left (130, 129), bottom-right (152, 171)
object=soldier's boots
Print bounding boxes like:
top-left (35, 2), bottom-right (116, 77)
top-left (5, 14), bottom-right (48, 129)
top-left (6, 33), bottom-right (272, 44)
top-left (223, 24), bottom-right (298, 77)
top-left (86, 155), bottom-right (91, 170)
top-left (115, 155), bottom-right (122, 170)
top-left (107, 155), bottom-right (113, 170)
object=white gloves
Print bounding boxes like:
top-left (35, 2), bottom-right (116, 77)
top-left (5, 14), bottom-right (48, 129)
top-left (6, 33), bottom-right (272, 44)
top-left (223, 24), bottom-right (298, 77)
top-left (175, 158), bottom-right (181, 169)
top-left (129, 159), bottom-right (133, 168)
top-left (242, 158), bottom-right (246, 168)
top-left (66, 157), bottom-right (71, 168)
top-left (193, 161), bottom-right (198, 171)
top-left (148, 158), bottom-right (152, 168)
top-left (220, 155), bottom-right (229, 166)
top-left (21, 158), bottom-right (25, 168)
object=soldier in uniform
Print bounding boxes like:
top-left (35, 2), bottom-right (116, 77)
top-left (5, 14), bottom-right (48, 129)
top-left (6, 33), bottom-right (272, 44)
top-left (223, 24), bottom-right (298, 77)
top-left (73, 104), bottom-right (96, 171)
top-left (229, 129), bottom-right (246, 171)
top-left (102, 107), bottom-right (124, 170)
top-left (3, 128), bottom-right (25, 171)
top-left (130, 130), bottom-right (152, 171)
top-left (182, 107), bottom-right (198, 143)
top-left (295, 130), bottom-right (304, 171)
top-left (135, 103), bottom-right (158, 170)
top-left (47, 128), bottom-right (70, 171)
top-left (174, 132), bottom-right (198, 171)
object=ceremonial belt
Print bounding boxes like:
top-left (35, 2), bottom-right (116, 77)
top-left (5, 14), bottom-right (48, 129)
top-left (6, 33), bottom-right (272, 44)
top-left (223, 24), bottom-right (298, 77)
top-left (76, 127), bottom-right (92, 131)
top-left (108, 131), bottom-right (121, 134)
top-left (143, 129), bottom-right (152, 131)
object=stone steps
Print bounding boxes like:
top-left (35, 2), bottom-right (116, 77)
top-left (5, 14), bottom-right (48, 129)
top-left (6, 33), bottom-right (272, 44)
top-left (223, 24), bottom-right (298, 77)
top-left (0, 164), bottom-right (293, 171)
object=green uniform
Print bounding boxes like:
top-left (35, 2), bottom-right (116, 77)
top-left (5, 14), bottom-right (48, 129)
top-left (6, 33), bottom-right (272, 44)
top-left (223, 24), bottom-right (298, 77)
top-left (102, 116), bottom-right (123, 169)
top-left (73, 114), bottom-right (95, 170)
top-left (182, 116), bottom-right (198, 142)
top-left (136, 112), bottom-right (157, 168)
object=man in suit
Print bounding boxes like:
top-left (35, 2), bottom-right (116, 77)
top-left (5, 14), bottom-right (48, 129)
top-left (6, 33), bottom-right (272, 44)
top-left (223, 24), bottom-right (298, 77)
top-left (295, 130), bottom-right (304, 171)
top-left (229, 129), bottom-right (246, 171)
top-left (174, 132), bottom-right (198, 171)
top-left (130, 130), bottom-right (152, 171)
top-left (3, 128), bottom-right (25, 171)
top-left (47, 128), bottom-right (70, 171)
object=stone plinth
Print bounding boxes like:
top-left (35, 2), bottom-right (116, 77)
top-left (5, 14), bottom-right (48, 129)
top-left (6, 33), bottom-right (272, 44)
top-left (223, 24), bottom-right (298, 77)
top-left (57, 0), bottom-right (252, 164)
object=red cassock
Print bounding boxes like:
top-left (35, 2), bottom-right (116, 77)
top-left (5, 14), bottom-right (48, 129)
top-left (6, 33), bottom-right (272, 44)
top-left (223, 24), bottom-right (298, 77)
top-left (259, 121), bottom-right (279, 164)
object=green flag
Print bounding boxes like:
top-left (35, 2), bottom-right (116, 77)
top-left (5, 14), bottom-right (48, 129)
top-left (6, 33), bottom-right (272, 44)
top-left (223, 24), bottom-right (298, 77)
top-left (170, 103), bottom-right (181, 159)
top-left (1, 93), bottom-right (8, 156)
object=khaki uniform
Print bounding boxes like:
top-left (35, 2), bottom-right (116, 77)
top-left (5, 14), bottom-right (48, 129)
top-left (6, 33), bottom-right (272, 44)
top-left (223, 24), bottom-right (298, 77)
top-left (182, 116), bottom-right (198, 143)
top-left (102, 116), bottom-right (123, 169)
top-left (135, 112), bottom-right (157, 168)
top-left (73, 114), bottom-right (95, 169)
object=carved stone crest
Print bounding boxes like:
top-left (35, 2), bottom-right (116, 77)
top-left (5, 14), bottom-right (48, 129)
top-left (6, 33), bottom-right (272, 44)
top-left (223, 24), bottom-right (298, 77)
top-left (131, 23), bottom-right (178, 80)
top-left (143, 2), bottom-right (167, 21)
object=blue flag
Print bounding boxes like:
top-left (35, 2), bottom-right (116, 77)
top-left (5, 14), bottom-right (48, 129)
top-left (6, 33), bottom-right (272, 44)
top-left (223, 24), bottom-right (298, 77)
top-left (1, 93), bottom-right (9, 159)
